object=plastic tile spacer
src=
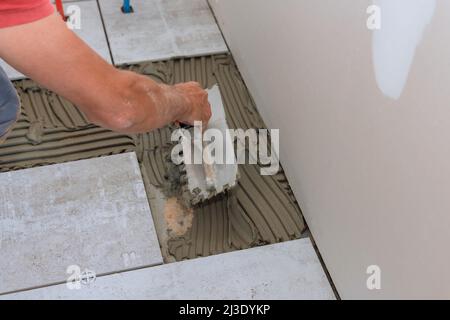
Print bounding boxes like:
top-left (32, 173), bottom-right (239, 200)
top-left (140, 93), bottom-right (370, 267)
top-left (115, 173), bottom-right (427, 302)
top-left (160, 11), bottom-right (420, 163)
top-left (121, 0), bottom-right (134, 14)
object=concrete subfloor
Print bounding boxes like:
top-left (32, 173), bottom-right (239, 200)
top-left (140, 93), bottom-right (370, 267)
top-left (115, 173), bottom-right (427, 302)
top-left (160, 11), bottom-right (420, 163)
top-left (0, 153), bottom-right (162, 295)
top-left (1, 239), bottom-right (335, 300)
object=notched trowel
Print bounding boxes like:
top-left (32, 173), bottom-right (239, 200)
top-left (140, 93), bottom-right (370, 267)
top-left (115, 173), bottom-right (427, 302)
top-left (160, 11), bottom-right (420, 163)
top-left (172, 85), bottom-right (239, 206)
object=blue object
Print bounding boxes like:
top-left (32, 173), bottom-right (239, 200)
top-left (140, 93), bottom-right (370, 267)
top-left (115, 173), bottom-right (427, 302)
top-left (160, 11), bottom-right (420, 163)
top-left (122, 0), bottom-right (133, 13)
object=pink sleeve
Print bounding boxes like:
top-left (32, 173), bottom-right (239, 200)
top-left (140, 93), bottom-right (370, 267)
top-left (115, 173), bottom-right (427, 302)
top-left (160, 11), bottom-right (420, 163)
top-left (0, 0), bottom-right (54, 28)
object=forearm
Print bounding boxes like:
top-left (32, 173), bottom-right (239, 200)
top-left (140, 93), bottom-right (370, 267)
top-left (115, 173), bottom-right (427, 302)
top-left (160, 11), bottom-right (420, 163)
top-left (0, 13), bottom-right (190, 133)
top-left (0, 14), bottom-right (114, 110)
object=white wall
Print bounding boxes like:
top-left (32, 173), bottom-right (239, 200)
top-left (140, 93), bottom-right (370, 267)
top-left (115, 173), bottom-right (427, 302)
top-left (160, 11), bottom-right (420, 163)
top-left (210, 0), bottom-right (450, 299)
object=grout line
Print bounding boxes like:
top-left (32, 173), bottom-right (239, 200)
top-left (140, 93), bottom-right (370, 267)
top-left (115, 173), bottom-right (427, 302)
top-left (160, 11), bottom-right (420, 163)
top-left (95, 0), bottom-right (115, 65)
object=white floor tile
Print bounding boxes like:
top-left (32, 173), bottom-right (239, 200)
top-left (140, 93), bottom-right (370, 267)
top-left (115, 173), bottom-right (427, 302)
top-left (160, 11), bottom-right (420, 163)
top-left (0, 153), bottom-right (162, 294)
top-left (99, 0), bottom-right (228, 65)
top-left (1, 239), bottom-right (334, 300)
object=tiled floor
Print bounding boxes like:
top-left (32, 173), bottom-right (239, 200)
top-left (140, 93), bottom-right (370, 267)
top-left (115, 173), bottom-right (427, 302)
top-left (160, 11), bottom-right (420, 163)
top-left (0, 1), bottom-right (333, 299)
top-left (0, 153), bottom-right (162, 295)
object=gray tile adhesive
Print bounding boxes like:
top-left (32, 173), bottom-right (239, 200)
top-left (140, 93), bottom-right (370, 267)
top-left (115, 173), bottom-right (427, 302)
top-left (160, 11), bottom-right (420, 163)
top-left (0, 54), bottom-right (305, 261)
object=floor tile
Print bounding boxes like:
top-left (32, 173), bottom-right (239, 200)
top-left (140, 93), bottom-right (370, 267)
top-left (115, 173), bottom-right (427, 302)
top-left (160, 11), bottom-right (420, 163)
top-left (0, 153), bottom-right (162, 294)
top-left (99, 0), bottom-right (228, 65)
top-left (1, 239), bottom-right (334, 299)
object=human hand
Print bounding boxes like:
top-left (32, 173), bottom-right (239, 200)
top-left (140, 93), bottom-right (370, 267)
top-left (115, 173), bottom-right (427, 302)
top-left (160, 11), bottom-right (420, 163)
top-left (173, 82), bottom-right (212, 129)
